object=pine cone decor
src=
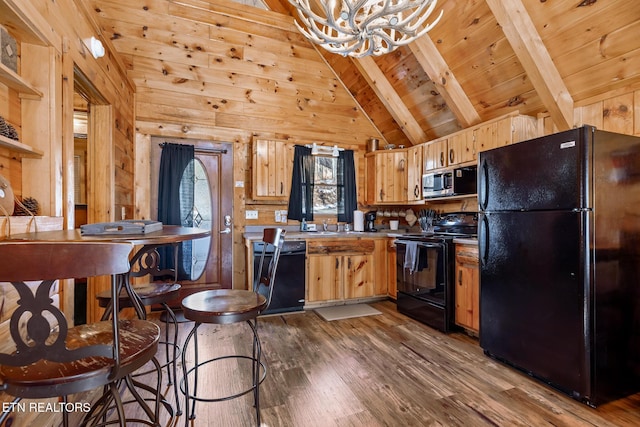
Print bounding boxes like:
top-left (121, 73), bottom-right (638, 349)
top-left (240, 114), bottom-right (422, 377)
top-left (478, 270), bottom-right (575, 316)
top-left (5, 122), bottom-right (18, 141)
top-left (14, 196), bottom-right (40, 216)
top-left (0, 116), bottom-right (19, 141)
top-left (0, 116), bottom-right (9, 138)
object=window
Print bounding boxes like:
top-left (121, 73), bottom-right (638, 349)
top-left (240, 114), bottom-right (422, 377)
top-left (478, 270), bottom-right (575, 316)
top-left (288, 145), bottom-right (357, 223)
top-left (312, 156), bottom-right (338, 215)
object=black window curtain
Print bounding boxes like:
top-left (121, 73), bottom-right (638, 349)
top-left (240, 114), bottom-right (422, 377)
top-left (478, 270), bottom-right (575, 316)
top-left (337, 149), bottom-right (357, 223)
top-left (158, 143), bottom-right (195, 280)
top-left (288, 145), bottom-right (357, 223)
top-left (288, 145), bottom-right (314, 221)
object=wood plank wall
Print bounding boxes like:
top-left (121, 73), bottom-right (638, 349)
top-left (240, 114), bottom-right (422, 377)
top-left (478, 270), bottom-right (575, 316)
top-left (0, 0), bottom-right (136, 332)
top-left (90, 0), bottom-right (384, 289)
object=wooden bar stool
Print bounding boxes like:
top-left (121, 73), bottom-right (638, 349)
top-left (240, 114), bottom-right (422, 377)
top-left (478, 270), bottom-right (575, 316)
top-left (95, 243), bottom-right (182, 415)
top-left (180, 228), bottom-right (285, 426)
top-left (0, 241), bottom-right (161, 426)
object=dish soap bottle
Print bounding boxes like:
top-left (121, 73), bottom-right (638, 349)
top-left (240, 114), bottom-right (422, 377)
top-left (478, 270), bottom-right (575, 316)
top-left (300, 217), bottom-right (307, 231)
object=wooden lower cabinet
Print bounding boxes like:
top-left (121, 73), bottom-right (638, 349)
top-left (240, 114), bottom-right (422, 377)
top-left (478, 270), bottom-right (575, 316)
top-left (306, 238), bottom-right (387, 304)
top-left (386, 238), bottom-right (397, 299)
top-left (455, 243), bottom-right (480, 334)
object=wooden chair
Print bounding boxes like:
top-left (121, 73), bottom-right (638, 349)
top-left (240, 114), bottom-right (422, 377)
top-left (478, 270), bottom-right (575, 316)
top-left (180, 228), bottom-right (285, 426)
top-left (95, 243), bottom-right (182, 415)
top-left (0, 241), bottom-right (161, 426)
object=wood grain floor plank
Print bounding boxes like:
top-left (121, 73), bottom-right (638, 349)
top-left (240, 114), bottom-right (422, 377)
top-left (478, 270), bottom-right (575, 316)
top-left (123, 300), bottom-right (639, 426)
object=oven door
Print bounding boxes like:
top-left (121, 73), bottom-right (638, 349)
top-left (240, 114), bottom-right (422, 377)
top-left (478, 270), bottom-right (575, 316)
top-left (396, 240), bottom-right (447, 306)
top-left (395, 238), bottom-right (454, 332)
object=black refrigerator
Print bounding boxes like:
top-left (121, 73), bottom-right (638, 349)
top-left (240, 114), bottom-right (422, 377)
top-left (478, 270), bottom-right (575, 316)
top-left (478, 125), bottom-right (640, 407)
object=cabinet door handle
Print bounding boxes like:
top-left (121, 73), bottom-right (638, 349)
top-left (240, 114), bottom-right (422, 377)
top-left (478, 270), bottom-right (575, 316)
top-left (449, 148), bottom-right (455, 164)
top-left (414, 184), bottom-right (420, 198)
top-left (379, 189), bottom-right (384, 201)
top-left (280, 182), bottom-right (284, 194)
top-left (398, 159), bottom-right (405, 171)
top-left (440, 151), bottom-right (444, 166)
top-left (335, 258), bottom-right (339, 269)
top-left (458, 269), bottom-right (463, 285)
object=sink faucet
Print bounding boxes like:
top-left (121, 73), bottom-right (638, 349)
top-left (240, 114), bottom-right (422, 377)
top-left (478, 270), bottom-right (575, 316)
top-left (322, 219), bottom-right (328, 232)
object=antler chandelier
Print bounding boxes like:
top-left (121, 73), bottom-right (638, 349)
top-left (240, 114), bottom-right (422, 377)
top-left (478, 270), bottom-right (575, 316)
top-left (289, 0), bottom-right (443, 58)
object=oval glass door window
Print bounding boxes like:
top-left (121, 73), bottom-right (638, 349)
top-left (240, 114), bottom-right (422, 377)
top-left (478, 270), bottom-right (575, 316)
top-left (181, 158), bottom-right (212, 281)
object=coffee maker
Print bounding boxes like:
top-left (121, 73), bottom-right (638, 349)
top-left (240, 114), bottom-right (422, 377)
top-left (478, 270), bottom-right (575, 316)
top-left (365, 211), bottom-right (377, 232)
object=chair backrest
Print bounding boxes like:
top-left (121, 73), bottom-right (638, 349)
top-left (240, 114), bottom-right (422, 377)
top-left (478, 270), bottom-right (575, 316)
top-left (253, 228), bottom-right (285, 311)
top-left (0, 241), bottom-right (133, 366)
top-left (128, 244), bottom-right (177, 282)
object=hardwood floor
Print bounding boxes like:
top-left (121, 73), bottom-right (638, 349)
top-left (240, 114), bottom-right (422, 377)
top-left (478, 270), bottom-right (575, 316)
top-left (132, 300), bottom-right (640, 426)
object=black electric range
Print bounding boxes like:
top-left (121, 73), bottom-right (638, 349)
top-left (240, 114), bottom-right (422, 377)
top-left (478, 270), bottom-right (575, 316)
top-left (395, 212), bottom-right (477, 332)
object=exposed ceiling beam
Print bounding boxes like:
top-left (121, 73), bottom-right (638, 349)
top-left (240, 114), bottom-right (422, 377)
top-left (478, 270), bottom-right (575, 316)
top-left (485, 0), bottom-right (574, 131)
top-left (266, 0), bottom-right (427, 145)
top-left (353, 56), bottom-right (427, 145)
top-left (410, 36), bottom-right (481, 128)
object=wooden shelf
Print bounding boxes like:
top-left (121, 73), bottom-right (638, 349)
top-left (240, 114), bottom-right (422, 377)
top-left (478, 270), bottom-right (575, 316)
top-left (0, 61), bottom-right (41, 98)
top-left (0, 133), bottom-right (42, 157)
top-left (0, 0), bottom-right (51, 47)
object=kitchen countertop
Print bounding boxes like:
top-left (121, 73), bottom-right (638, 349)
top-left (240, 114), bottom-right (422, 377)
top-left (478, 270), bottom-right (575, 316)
top-left (244, 230), bottom-right (399, 241)
top-left (245, 229), bottom-right (479, 244)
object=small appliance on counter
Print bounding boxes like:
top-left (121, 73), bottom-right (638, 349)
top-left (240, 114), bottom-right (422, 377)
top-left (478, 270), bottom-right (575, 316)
top-left (365, 211), bottom-right (377, 232)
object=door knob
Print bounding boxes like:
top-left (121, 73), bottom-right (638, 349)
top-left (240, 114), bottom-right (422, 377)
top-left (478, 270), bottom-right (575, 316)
top-left (220, 227), bottom-right (231, 234)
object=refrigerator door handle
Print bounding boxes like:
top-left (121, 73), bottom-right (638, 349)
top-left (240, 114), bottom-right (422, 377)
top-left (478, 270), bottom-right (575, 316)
top-left (479, 159), bottom-right (489, 211)
top-left (479, 215), bottom-right (489, 267)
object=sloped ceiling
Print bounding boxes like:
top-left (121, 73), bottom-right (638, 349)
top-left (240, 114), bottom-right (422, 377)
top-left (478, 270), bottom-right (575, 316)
top-left (267, 0), bottom-right (640, 144)
top-left (92, 0), bottom-right (640, 147)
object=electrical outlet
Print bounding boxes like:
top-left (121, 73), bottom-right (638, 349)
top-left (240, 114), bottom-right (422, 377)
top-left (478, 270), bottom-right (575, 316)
top-left (275, 211), bottom-right (282, 222)
top-left (245, 210), bottom-right (258, 219)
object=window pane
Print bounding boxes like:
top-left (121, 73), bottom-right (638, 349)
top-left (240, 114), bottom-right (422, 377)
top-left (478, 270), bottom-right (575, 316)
top-left (313, 156), bottom-right (337, 215)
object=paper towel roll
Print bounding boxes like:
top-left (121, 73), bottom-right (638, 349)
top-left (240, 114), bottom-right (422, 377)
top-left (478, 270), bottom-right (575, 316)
top-left (353, 210), bottom-right (364, 231)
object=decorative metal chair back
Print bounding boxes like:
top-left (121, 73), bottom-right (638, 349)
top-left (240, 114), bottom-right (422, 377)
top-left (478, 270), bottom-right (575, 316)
top-left (128, 244), bottom-right (178, 282)
top-left (0, 241), bottom-right (132, 367)
top-left (253, 228), bottom-right (285, 312)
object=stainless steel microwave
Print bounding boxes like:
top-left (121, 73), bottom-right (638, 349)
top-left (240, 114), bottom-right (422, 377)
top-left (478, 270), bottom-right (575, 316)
top-left (423, 165), bottom-right (477, 199)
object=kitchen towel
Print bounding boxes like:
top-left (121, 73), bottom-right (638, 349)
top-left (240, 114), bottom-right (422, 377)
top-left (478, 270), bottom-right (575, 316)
top-left (404, 241), bottom-right (419, 273)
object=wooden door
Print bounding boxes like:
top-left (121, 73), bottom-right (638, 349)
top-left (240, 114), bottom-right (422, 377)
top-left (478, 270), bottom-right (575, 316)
top-left (344, 253), bottom-right (375, 299)
top-left (181, 151), bottom-right (233, 293)
top-left (474, 121), bottom-right (498, 153)
top-left (424, 138), bottom-right (448, 170)
top-left (448, 131), bottom-right (475, 165)
top-left (252, 138), bottom-right (294, 200)
top-left (406, 145), bottom-right (422, 202)
top-left (455, 244), bottom-right (480, 333)
top-left (307, 255), bottom-right (341, 302)
top-left (151, 137), bottom-right (233, 301)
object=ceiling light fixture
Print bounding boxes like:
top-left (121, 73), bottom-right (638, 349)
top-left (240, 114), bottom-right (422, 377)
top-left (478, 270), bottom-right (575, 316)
top-left (289, 0), bottom-right (443, 58)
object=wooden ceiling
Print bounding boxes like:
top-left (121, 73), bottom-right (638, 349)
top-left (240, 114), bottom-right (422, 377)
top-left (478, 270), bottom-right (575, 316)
top-left (265, 0), bottom-right (640, 144)
top-left (90, 0), bottom-right (640, 147)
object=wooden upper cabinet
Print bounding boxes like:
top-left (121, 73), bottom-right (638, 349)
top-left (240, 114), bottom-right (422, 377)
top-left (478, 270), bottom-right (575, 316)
top-left (252, 138), bottom-right (294, 201)
top-left (406, 145), bottom-right (423, 202)
top-left (365, 150), bottom-right (407, 204)
top-left (475, 114), bottom-right (538, 154)
top-left (448, 131), bottom-right (475, 165)
top-left (422, 113), bottom-right (538, 171)
top-left (424, 138), bottom-right (447, 171)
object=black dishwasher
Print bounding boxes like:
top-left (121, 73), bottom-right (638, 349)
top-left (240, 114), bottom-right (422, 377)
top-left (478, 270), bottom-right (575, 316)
top-left (253, 240), bottom-right (306, 315)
